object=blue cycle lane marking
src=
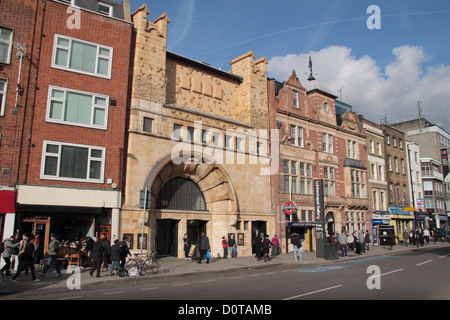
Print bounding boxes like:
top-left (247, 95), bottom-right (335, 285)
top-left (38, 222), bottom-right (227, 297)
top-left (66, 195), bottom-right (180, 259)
top-left (293, 256), bottom-right (396, 273)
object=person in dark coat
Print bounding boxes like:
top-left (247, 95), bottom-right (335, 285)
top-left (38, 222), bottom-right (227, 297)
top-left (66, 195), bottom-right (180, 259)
top-left (109, 239), bottom-right (122, 276)
top-left (100, 233), bottom-right (111, 271)
top-left (183, 233), bottom-right (191, 260)
top-left (262, 235), bottom-right (272, 262)
top-left (254, 233), bottom-right (264, 261)
top-left (197, 232), bottom-right (210, 264)
top-left (89, 237), bottom-right (104, 277)
top-left (11, 235), bottom-right (40, 283)
top-left (119, 236), bottom-right (131, 269)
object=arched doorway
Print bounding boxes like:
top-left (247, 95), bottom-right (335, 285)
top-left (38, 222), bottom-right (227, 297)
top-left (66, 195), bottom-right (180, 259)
top-left (155, 178), bottom-right (207, 256)
top-left (146, 153), bottom-right (239, 258)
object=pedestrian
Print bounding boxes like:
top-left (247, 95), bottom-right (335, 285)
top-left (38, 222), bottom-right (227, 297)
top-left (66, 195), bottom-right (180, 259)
top-left (254, 233), bottom-right (264, 261)
top-left (338, 232), bottom-right (348, 257)
top-left (262, 235), bottom-right (272, 262)
top-left (119, 236), bottom-right (131, 268)
top-left (89, 237), bottom-right (104, 277)
top-left (1, 235), bottom-right (19, 276)
top-left (388, 231), bottom-right (394, 250)
top-left (109, 239), bottom-right (122, 276)
top-left (100, 233), bottom-right (111, 271)
top-left (10, 233), bottom-right (21, 273)
top-left (197, 232), bottom-right (210, 264)
top-left (39, 233), bottom-right (61, 278)
top-left (183, 233), bottom-right (191, 260)
top-left (364, 230), bottom-right (370, 251)
top-left (222, 236), bottom-right (228, 259)
top-left (423, 228), bottom-right (430, 244)
top-left (11, 235), bottom-right (40, 283)
top-left (228, 234), bottom-right (237, 258)
top-left (347, 232), bottom-right (354, 252)
top-left (403, 229), bottom-right (409, 246)
top-left (271, 234), bottom-right (280, 257)
top-left (358, 230), bottom-right (365, 255)
top-left (291, 233), bottom-right (302, 262)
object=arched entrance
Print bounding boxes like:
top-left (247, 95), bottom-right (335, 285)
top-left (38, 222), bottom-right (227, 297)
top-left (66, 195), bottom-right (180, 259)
top-left (155, 178), bottom-right (207, 256)
top-left (146, 153), bottom-right (238, 258)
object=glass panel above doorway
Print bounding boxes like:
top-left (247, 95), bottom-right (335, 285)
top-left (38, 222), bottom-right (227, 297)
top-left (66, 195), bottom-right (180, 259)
top-left (156, 178), bottom-right (207, 211)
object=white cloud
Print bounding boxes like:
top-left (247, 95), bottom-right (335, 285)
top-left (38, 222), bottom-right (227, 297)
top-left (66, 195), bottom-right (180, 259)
top-left (267, 45), bottom-right (450, 132)
top-left (168, 0), bottom-right (196, 50)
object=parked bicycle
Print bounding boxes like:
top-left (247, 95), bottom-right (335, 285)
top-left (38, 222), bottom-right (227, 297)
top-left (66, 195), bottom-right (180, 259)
top-left (125, 251), bottom-right (159, 276)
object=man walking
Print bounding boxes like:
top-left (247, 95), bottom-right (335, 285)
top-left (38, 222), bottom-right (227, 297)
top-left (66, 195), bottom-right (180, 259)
top-left (39, 233), bottom-right (61, 278)
top-left (197, 232), bottom-right (210, 264)
top-left (291, 233), bottom-right (302, 262)
top-left (338, 231), bottom-right (348, 257)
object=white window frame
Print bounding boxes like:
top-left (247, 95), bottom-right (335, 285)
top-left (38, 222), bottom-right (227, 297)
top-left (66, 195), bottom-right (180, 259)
top-left (0, 26), bottom-right (14, 65)
top-left (46, 85), bottom-right (109, 130)
top-left (41, 140), bottom-right (105, 183)
top-left (0, 78), bottom-right (7, 116)
top-left (98, 2), bottom-right (113, 16)
top-left (52, 34), bottom-right (113, 79)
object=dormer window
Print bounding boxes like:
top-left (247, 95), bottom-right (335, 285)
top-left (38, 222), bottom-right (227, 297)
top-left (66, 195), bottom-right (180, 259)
top-left (98, 2), bottom-right (113, 16)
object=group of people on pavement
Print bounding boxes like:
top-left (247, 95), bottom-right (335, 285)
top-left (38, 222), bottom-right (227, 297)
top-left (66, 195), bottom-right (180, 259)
top-left (253, 233), bottom-right (281, 262)
top-left (1, 232), bottom-right (132, 283)
top-left (336, 230), bottom-right (371, 257)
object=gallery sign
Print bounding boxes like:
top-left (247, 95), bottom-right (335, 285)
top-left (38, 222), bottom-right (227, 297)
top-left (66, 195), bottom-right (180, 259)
top-left (314, 179), bottom-right (325, 258)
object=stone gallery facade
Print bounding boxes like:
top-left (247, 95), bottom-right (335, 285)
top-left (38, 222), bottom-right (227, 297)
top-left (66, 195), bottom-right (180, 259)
top-left (120, 5), bottom-right (274, 258)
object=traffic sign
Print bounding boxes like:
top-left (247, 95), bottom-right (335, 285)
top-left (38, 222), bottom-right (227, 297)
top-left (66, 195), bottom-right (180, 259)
top-left (283, 201), bottom-right (297, 215)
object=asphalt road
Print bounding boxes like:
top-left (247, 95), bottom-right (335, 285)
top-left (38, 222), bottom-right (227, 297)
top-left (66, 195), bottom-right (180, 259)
top-left (2, 245), bottom-right (449, 303)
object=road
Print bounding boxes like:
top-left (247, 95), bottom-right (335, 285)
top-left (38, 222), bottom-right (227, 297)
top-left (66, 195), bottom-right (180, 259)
top-left (2, 245), bottom-right (449, 303)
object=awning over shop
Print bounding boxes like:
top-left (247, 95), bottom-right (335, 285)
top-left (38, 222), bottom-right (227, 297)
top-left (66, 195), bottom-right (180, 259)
top-left (16, 204), bottom-right (105, 216)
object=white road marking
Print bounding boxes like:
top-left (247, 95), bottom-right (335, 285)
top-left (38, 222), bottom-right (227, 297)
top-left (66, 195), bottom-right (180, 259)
top-left (58, 296), bottom-right (83, 300)
top-left (282, 285), bottom-right (343, 300)
top-left (416, 260), bottom-right (433, 266)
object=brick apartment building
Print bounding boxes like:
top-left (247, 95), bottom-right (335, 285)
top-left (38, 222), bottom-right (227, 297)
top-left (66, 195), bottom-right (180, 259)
top-left (1, 0), bottom-right (134, 254)
top-left (0, 0), bottom-right (40, 239)
top-left (381, 124), bottom-right (414, 237)
top-left (268, 70), bottom-right (370, 253)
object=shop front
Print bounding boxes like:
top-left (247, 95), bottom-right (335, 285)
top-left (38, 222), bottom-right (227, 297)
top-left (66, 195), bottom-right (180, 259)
top-left (285, 222), bottom-right (315, 253)
top-left (371, 211), bottom-right (391, 245)
top-left (389, 206), bottom-right (414, 242)
top-left (16, 185), bottom-right (121, 256)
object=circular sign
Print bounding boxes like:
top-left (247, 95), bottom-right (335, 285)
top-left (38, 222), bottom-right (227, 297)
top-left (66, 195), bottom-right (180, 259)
top-left (283, 201), bottom-right (297, 215)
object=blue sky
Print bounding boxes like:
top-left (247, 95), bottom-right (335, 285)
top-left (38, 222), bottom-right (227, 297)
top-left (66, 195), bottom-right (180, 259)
top-left (129, 1), bottom-right (450, 131)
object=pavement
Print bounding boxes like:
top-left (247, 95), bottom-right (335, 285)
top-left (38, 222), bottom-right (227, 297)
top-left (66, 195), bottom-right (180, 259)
top-left (1, 240), bottom-right (449, 296)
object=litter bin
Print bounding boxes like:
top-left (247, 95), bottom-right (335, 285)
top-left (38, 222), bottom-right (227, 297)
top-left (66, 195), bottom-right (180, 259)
top-left (324, 243), bottom-right (339, 260)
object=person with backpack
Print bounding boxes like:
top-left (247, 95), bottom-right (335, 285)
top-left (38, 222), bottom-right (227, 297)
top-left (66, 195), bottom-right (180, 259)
top-left (291, 233), bottom-right (303, 262)
top-left (119, 236), bottom-right (131, 269)
top-left (11, 235), bottom-right (40, 283)
top-left (262, 235), bottom-right (272, 262)
top-left (1, 235), bottom-right (20, 276)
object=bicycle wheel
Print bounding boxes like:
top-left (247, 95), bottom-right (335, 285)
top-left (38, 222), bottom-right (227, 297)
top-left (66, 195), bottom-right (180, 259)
top-left (125, 259), bottom-right (138, 270)
top-left (144, 258), bottom-right (159, 274)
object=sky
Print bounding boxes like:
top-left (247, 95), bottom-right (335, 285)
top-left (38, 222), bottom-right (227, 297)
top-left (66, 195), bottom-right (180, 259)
top-left (128, 0), bottom-right (450, 132)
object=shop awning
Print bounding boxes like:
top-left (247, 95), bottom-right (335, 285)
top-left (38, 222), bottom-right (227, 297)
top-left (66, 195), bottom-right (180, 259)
top-left (16, 204), bottom-right (105, 216)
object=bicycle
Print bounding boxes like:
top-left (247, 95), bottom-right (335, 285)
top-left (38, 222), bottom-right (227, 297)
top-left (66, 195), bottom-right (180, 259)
top-left (125, 251), bottom-right (159, 275)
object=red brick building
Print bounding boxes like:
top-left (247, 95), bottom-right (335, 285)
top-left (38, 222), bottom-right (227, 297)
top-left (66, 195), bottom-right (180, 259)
top-left (268, 69), bottom-right (369, 253)
top-left (2, 0), bottom-right (134, 253)
top-left (0, 0), bottom-right (40, 239)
